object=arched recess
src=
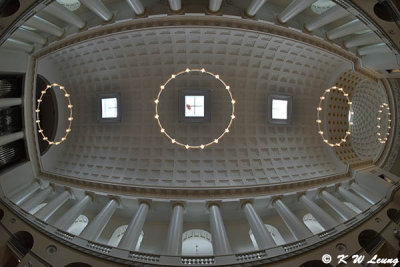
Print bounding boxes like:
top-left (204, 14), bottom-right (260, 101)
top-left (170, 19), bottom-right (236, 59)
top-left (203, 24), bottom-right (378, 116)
top-left (249, 224), bottom-right (285, 250)
top-left (67, 215), bottom-right (89, 236)
top-left (64, 263), bottom-right (93, 267)
top-left (344, 202), bottom-right (361, 214)
top-left (10, 231), bottom-right (34, 256)
top-left (0, 209), bottom-right (3, 220)
top-left (29, 202), bottom-right (47, 215)
top-left (108, 225), bottom-right (144, 250)
top-left (303, 213), bottom-right (325, 234)
top-left (299, 260), bottom-right (332, 267)
top-left (358, 229), bottom-right (383, 254)
top-left (387, 208), bottom-right (400, 223)
top-left (182, 229), bottom-right (213, 255)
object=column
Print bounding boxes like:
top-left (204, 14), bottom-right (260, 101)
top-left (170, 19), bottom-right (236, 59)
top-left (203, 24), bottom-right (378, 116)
top-left (305, 5), bottom-right (348, 31)
top-left (80, 0), bottom-right (113, 21)
top-left (118, 201), bottom-right (149, 250)
top-left (246, 0), bottom-right (268, 17)
top-left (24, 16), bottom-right (64, 37)
top-left (125, 0), bottom-right (145, 15)
top-left (2, 39), bottom-right (33, 53)
top-left (54, 194), bottom-right (92, 231)
top-left (20, 186), bottom-right (53, 212)
top-left (344, 32), bottom-right (380, 48)
top-left (277, 0), bottom-right (316, 24)
top-left (80, 198), bottom-right (118, 241)
top-left (0, 131), bottom-right (24, 147)
top-left (35, 190), bottom-right (70, 221)
top-left (44, 2), bottom-right (86, 29)
top-left (273, 199), bottom-right (312, 240)
top-left (168, 0), bottom-right (181, 12)
top-left (209, 203), bottom-right (232, 255)
top-left (327, 19), bottom-right (368, 40)
top-left (242, 202), bottom-right (275, 249)
top-left (0, 98), bottom-right (21, 108)
top-left (9, 182), bottom-right (40, 205)
top-left (320, 190), bottom-right (356, 220)
top-left (350, 183), bottom-right (380, 204)
top-left (299, 195), bottom-right (337, 230)
top-left (337, 186), bottom-right (370, 211)
top-left (209, 0), bottom-right (222, 13)
top-left (12, 28), bottom-right (46, 45)
top-left (164, 203), bottom-right (184, 255)
top-left (358, 43), bottom-right (391, 56)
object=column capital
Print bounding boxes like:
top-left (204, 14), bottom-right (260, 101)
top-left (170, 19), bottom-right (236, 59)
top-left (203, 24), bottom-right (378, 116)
top-left (170, 200), bottom-right (185, 209)
top-left (239, 199), bottom-right (253, 209)
top-left (270, 196), bottom-right (282, 205)
top-left (317, 187), bottom-right (328, 197)
top-left (206, 201), bottom-right (221, 209)
top-left (107, 195), bottom-right (121, 206)
top-left (138, 199), bottom-right (152, 208)
top-left (296, 191), bottom-right (307, 200)
top-left (84, 191), bottom-right (95, 201)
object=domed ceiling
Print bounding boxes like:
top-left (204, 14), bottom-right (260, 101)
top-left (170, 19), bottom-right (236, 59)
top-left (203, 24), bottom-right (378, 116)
top-left (36, 24), bottom-right (355, 188)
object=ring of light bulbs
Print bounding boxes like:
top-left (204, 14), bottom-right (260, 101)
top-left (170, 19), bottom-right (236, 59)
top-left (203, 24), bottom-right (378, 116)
top-left (316, 86), bottom-right (353, 147)
top-left (376, 102), bottom-right (391, 144)
top-left (36, 83), bottom-right (73, 146)
top-left (154, 68), bottom-right (236, 149)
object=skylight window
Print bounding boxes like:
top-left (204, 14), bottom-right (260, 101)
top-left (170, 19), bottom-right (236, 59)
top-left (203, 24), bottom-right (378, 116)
top-left (268, 94), bottom-right (292, 124)
top-left (98, 94), bottom-right (120, 122)
top-left (272, 99), bottom-right (288, 120)
top-left (101, 97), bottom-right (118, 118)
top-left (179, 90), bottom-right (210, 123)
top-left (185, 95), bottom-right (205, 117)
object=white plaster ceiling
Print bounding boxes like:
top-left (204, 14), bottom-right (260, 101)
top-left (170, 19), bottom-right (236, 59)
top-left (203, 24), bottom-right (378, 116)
top-left (37, 26), bottom-right (351, 188)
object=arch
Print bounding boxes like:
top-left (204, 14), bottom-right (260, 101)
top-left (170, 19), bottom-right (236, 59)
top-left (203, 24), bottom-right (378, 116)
top-left (29, 202), bottom-right (47, 215)
top-left (10, 231), bottom-right (34, 256)
top-left (249, 224), bottom-right (285, 250)
top-left (0, 209), bottom-right (3, 220)
top-left (64, 263), bottom-right (93, 267)
top-left (182, 229), bottom-right (213, 255)
top-left (303, 213), bottom-right (325, 234)
top-left (0, 0), bottom-right (20, 17)
top-left (344, 202), bottom-right (361, 214)
top-left (387, 208), bottom-right (400, 223)
top-left (299, 260), bottom-right (332, 267)
top-left (67, 215), bottom-right (89, 236)
top-left (108, 225), bottom-right (144, 250)
top-left (358, 229), bottom-right (383, 254)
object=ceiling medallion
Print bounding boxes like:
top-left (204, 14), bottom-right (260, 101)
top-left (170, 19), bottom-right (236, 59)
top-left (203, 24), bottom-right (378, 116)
top-left (377, 102), bottom-right (391, 144)
top-left (316, 86), bottom-right (353, 147)
top-left (36, 83), bottom-right (73, 146)
top-left (154, 68), bottom-right (236, 149)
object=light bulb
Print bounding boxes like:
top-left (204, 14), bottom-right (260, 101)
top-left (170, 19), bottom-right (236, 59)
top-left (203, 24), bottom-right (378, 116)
top-left (185, 68), bottom-right (190, 72)
top-left (226, 86), bottom-right (230, 90)
top-left (154, 99), bottom-right (159, 104)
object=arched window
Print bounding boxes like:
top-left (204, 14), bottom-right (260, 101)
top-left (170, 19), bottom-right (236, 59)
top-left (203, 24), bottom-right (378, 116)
top-left (249, 224), bottom-right (285, 250)
top-left (67, 215), bottom-right (89, 236)
top-left (29, 202), bottom-right (47, 215)
top-left (303, 213), bottom-right (325, 234)
top-left (108, 225), bottom-right (144, 251)
top-left (182, 229), bottom-right (213, 255)
top-left (344, 202), bottom-right (361, 214)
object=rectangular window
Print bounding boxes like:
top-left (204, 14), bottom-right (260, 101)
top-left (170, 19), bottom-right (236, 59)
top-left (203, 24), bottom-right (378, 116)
top-left (101, 97), bottom-right (118, 118)
top-left (185, 95), bottom-right (205, 117)
top-left (272, 99), bottom-right (288, 120)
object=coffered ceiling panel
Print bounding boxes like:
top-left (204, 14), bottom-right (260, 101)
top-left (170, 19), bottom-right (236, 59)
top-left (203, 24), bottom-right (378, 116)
top-left (37, 26), bottom-right (350, 188)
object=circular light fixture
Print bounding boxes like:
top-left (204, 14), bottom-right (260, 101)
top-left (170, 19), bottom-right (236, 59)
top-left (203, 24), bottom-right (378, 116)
top-left (154, 68), bottom-right (235, 149)
top-left (36, 83), bottom-right (73, 146)
top-left (377, 102), bottom-right (391, 144)
top-left (316, 86), bottom-right (353, 147)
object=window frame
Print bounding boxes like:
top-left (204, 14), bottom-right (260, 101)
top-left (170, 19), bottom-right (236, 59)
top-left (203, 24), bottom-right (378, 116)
top-left (178, 89), bottom-right (210, 123)
top-left (268, 94), bottom-right (293, 124)
top-left (97, 93), bottom-right (121, 123)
